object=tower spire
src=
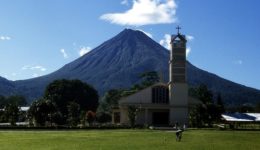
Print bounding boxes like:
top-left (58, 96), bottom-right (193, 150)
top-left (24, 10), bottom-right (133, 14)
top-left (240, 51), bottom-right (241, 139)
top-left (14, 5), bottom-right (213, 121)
top-left (176, 26), bottom-right (181, 34)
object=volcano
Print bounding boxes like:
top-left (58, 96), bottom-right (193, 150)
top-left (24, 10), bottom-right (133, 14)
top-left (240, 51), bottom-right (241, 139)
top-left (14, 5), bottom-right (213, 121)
top-left (1, 29), bottom-right (259, 106)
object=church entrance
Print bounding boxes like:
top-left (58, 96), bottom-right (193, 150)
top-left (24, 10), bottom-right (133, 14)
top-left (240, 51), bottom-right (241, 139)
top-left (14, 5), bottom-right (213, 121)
top-left (152, 111), bottom-right (169, 126)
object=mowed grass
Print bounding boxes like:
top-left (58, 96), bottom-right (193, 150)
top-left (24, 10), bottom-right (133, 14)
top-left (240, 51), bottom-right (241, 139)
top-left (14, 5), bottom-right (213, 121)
top-left (0, 129), bottom-right (260, 150)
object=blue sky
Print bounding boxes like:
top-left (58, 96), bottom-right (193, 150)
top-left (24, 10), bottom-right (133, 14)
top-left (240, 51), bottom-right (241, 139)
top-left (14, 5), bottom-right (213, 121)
top-left (0, 0), bottom-right (259, 90)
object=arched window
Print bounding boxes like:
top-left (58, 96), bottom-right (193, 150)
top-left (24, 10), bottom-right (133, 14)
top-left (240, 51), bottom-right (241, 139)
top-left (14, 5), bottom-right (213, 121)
top-left (152, 86), bottom-right (169, 104)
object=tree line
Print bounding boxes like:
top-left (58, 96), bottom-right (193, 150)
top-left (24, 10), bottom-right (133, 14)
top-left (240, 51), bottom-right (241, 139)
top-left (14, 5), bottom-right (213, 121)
top-left (28, 79), bottom-right (99, 127)
top-left (0, 79), bottom-right (99, 127)
top-left (1, 71), bottom-right (260, 128)
top-left (0, 95), bottom-right (27, 125)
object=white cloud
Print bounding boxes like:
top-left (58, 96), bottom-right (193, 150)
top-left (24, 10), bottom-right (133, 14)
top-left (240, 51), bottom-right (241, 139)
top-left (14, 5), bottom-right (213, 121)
top-left (22, 65), bottom-right (47, 72)
top-left (121, 0), bottom-right (129, 5)
top-left (100, 0), bottom-right (177, 26)
top-left (60, 49), bottom-right (68, 59)
top-left (159, 34), bottom-right (171, 50)
top-left (79, 46), bottom-right (92, 56)
top-left (233, 60), bottom-right (243, 65)
top-left (186, 35), bottom-right (194, 41)
top-left (0, 36), bottom-right (11, 40)
top-left (31, 66), bottom-right (47, 71)
top-left (136, 29), bottom-right (153, 38)
top-left (186, 47), bottom-right (191, 57)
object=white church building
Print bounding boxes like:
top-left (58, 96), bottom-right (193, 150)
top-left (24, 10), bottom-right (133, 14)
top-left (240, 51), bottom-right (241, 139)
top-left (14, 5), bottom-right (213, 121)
top-left (112, 28), bottom-right (199, 126)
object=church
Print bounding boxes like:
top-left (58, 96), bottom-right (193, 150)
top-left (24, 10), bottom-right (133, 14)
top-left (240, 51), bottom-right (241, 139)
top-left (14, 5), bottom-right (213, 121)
top-left (112, 27), bottom-right (199, 126)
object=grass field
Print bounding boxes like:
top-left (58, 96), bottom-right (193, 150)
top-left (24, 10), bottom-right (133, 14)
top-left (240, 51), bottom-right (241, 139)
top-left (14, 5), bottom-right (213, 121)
top-left (0, 129), bottom-right (260, 150)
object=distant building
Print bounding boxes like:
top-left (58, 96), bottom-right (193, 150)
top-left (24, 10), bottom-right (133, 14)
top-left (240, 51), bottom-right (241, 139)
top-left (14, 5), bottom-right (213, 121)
top-left (221, 113), bottom-right (260, 129)
top-left (0, 106), bottom-right (29, 126)
top-left (0, 106), bottom-right (29, 112)
top-left (112, 27), bottom-right (199, 126)
top-left (222, 113), bottom-right (260, 122)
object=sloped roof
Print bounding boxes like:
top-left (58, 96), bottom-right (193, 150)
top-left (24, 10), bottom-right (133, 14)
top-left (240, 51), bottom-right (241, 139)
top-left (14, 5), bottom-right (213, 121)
top-left (119, 82), bottom-right (167, 103)
top-left (118, 82), bottom-right (199, 106)
top-left (120, 82), bottom-right (167, 99)
top-left (0, 106), bottom-right (29, 112)
top-left (171, 34), bottom-right (187, 42)
top-left (222, 113), bottom-right (260, 122)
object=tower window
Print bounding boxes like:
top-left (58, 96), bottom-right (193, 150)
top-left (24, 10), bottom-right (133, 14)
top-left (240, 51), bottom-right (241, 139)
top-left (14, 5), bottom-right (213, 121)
top-left (152, 86), bottom-right (169, 104)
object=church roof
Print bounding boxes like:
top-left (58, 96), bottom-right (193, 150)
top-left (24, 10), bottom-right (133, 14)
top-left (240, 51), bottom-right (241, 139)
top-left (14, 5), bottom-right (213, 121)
top-left (222, 113), bottom-right (260, 122)
top-left (118, 82), bottom-right (167, 102)
top-left (171, 34), bottom-right (187, 42)
top-left (116, 82), bottom-right (199, 107)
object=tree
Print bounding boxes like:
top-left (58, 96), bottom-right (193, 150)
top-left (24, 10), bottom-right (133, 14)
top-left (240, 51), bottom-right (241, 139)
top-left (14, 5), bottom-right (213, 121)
top-left (103, 89), bottom-right (123, 106)
top-left (96, 112), bottom-right (111, 124)
top-left (1, 95), bottom-right (27, 125)
top-left (189, 84), bottom-right (222, 127)
top-left (96, 100), bottom-right (112, 123)
top-left (96, 89), bottom-right (123, 123)
top-left (0, 95), bottom-right (6, 123)
top-left (6, 95), bottom-right (27, 106)
top-left (215, 93), bottom-right (225, 121)
top-left (86, 111), bottom-right (96, 126)
top-left (189, 104), bottom-right (205, 127)
top-left (27, 98), bottom-right (57, 126)
top-left (139, 71), bottom-right (160, 88)
top-left (239, 104), bottom-right (255, 113)
top-left (130, 84), bottom-right (142, 91)
top-left (80, 111), bottom-right (87, 127)
top-left (44, 79), bottom-right (99, 124)
top-left (195, 84), bottom-right (213, 104)
top-left (216, 93), bottom-right (225, 113)
top-left (255, 103), bottom-right (260, 113)
top-left (0, 95), bottom-right (6, 108)
top-left (4, 103), bottom-right (19, 126)
top-left (67, 102), bottom-right (80, 127)
top-left (127, 105), bottom-right (138, 127)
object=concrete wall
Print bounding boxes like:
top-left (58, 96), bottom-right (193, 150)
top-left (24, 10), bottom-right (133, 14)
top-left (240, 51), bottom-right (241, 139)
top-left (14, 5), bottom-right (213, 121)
top-left (169, 107), bottom-right (189, 125)
top-left (119, 108), bottom-right (129, 124)
top-left (168, 83), bottom-right (188, 125)
top-left (136, 110), bottom-right (146, 125)
top-left (169, 83), bottom-right (188, 106)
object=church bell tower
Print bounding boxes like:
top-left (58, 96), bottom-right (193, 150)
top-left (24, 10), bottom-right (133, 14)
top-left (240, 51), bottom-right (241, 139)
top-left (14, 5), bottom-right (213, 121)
top-left (169, 26), bottom-right (188, 125)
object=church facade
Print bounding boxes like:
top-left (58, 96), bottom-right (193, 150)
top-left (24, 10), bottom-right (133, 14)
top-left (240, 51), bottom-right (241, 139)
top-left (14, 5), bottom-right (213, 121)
top-left (112, 28), bottom-right (198, 126)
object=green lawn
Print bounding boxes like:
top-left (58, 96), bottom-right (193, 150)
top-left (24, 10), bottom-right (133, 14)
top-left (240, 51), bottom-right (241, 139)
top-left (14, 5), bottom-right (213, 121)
top-left (0, 129), bottom-right (259, 150)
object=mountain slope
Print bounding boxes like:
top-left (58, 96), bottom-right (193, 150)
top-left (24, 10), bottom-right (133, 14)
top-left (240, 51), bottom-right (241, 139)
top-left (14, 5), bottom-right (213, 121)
top-left (0, 77), bottom-right (16, 96)
top-left (6, 29), bottom-right (260, 105)
top-left (187, 63), bottom-right (260, 105)
top-left (14, 29), bottom-right (170, 101)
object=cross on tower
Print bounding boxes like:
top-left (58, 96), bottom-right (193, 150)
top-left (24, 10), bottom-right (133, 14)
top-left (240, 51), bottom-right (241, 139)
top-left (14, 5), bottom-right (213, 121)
top-left (176, 26), bottom-right (181, 34)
